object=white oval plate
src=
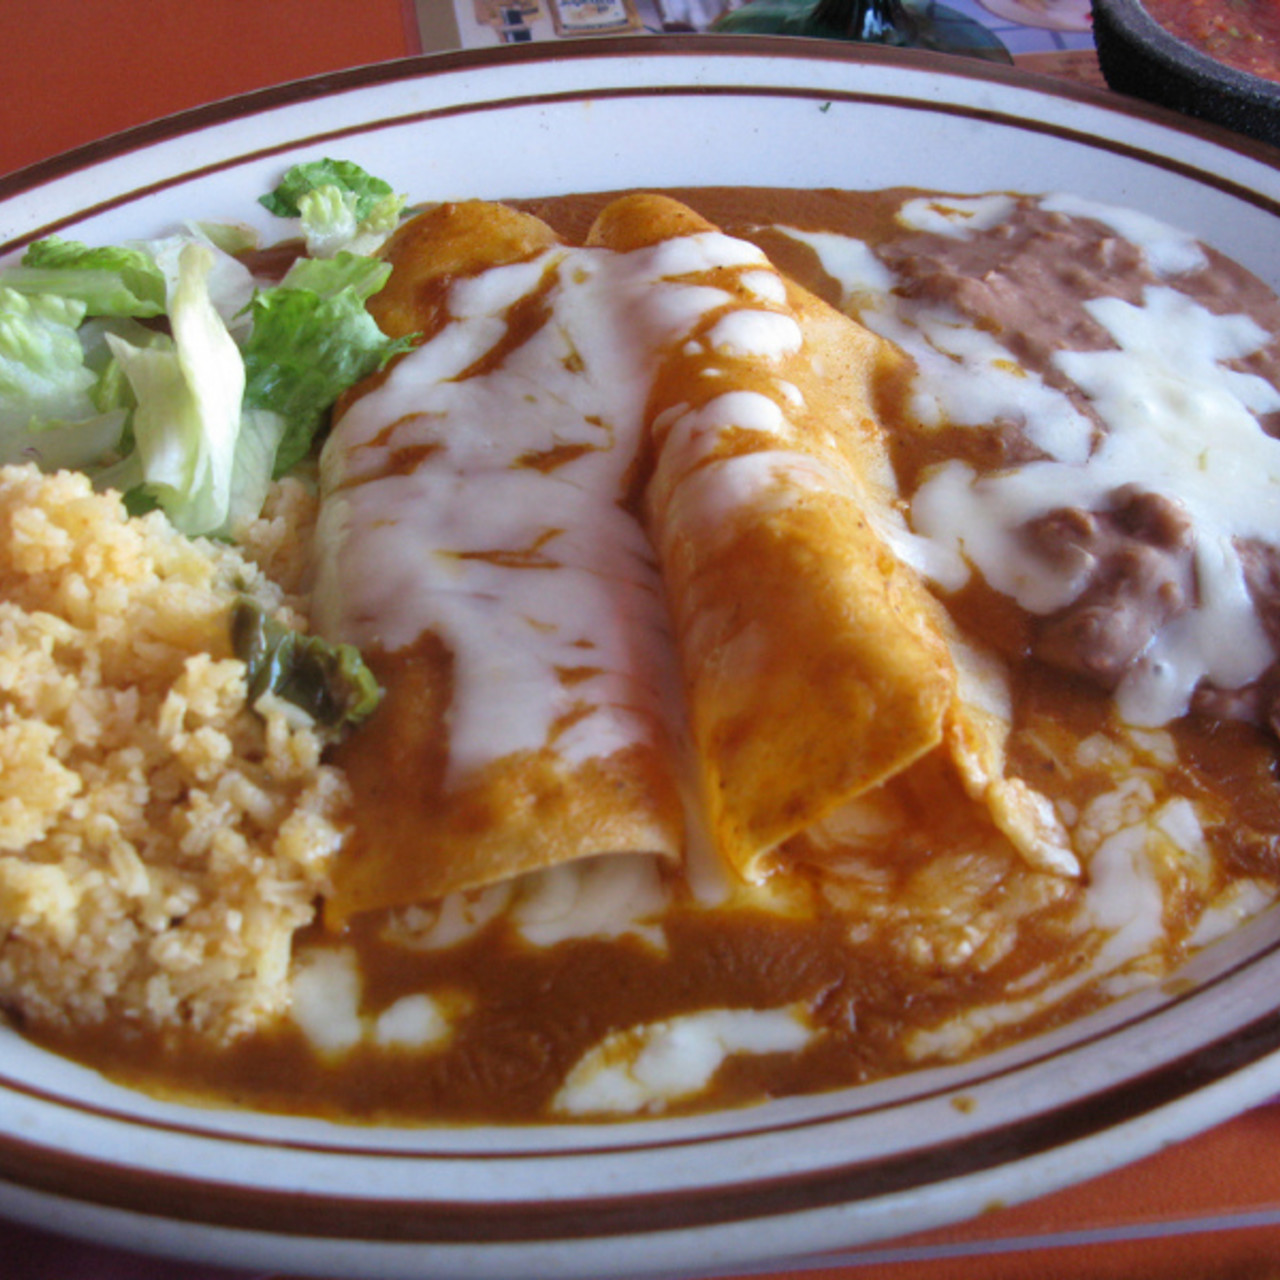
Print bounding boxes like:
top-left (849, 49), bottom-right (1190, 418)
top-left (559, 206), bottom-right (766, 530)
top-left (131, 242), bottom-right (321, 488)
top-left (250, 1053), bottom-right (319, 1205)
top-left (3, 36), bottom-right (1280, 1280)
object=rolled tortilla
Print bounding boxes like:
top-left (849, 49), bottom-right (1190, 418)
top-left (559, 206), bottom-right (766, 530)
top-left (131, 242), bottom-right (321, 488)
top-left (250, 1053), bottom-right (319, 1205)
top-left (586, 195), bottom-right (951, 876)
top-left (316, 194), bottom-right (1074, 922)
top-left (589, 194), bottom-right (1076, 879)
top-left (315, 201), bottom-right (689, 919)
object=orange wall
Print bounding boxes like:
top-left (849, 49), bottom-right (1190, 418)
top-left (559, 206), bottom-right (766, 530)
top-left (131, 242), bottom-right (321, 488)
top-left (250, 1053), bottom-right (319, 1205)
top-left (0, 0), bottom-right (416, 177)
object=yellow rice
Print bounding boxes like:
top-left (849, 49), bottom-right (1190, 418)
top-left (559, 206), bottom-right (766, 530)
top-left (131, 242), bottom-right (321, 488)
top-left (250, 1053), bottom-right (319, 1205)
top-left (0, 464), bottom-right (346, 1041)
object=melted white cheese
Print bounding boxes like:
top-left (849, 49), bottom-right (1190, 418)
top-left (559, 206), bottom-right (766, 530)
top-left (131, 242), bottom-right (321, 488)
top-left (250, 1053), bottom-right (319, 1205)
top-left (706, 309), bottom-right (803, 359)
top-left (1086, 824), bottom-right (1165, 969)
top-left (381, 884), bottom-right (514, 952)
top-left (1190, 880), bottom-right (1275, 948)
top-left (897, 193), bottom-right (1019, 239)
top-left (774, 227), bottom-right (893, 305)
top-left (290, 949), bottom-right (363, 1055)
top-left (909, 310), bottom-right (1096, 464)
top-left (315, 229), bottom-right (802, 787)
top-left (510, 854), bottom-right (669, 949)
top-left (290, 948), bottom-right (456, 1055)
top-left (915, 286), bottom-right (1280, 724)
top-left (906, 777), bottom-right (1202, 1062)
top-left (739, 268), bottom-right (790, 305)
top-left (380, 855), bottom-right (671, 952)
top-left (1040, 193), bottom-right (1208, 277)
top-left (552, 1006), bottom-right (814, 1116)
top-left (373, 995), bottom-right (451, 1049)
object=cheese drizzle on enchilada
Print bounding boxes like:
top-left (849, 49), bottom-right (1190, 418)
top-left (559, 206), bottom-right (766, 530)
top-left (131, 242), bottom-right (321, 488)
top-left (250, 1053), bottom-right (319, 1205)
top-left (317, 193), bottom-right (1075, 923)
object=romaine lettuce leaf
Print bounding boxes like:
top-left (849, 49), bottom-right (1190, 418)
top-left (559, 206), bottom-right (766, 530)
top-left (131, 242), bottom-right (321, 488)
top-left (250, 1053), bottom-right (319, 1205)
top-left (280, 251), bottom-right (393, 301)
top-left (0, 410), bottom-right (127, 471)
top-left (0, 287), bottom-right (94, 424)
top-left (259, 158), bottom-right (395, 221)
top-left (189, 220), bottom-right (260, 258)
top-left (225, 406), bottom-right (287, 531)
top-left (0, 160), bottom-right (410, 534)
top-left (105, 242), bottom-right (245, 534)
top-left (79, 315), bottom-right (163, 415)
top-left (0, 286), bottom-right (131, 470)
top-left (7, 237), bottom-right (168, 316)
top-left (258, 158), bottom-right (406, 258)
top-left (139, 233), bottom-right (260, 338)
top-left (241, 256), bottom-right (414, 477)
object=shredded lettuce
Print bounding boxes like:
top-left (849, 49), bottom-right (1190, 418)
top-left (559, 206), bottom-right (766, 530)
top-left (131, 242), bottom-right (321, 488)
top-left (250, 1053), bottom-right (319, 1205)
top-left (104, 242), bottom-right (245, 534)
top-left (0, 158), bottom-right (411, 534)
top-left (0, 287), bottom-right (130, 468)
top-left (80, 316), bottom-right (159, 413)
top-left (189, 219), bottom-right (261, 258)
top-left (259, 158), bottom-right (407, 258)
top-left (0, 288), bottom-right (94, 424)
top-left (4, 231), bottom-right (258, 338)
top-left (225, 405), bottom-right (287, 530)
top-left (242, 252), bottom-right (414, 477)
top-left (140, 233), bottom-right (259, 337)
top-left (6, 237), bottom-right (168, 317)
top-left (0, 159), bottom-right (412, 726)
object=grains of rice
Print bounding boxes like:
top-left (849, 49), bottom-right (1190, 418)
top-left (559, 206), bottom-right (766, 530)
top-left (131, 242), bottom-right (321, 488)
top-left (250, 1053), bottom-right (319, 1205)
top-left (230, 473), bottom-right (319, 603)
top-left (0, 464), bottom-right (347, 1041)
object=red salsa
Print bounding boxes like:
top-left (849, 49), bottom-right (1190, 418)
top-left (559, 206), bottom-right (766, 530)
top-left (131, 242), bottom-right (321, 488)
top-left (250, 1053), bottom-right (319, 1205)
top-left (1144, 0), bottom-right (1280, 83)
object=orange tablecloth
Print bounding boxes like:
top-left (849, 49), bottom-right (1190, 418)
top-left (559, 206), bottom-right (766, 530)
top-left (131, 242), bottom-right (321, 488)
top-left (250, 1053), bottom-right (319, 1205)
top-left (3, 3), bottom-right (1280, 1278)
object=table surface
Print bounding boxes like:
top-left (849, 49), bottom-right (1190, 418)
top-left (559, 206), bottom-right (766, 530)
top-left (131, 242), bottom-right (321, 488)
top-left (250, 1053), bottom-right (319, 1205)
top-left (3, 3), bottom-right (1280, 1278)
